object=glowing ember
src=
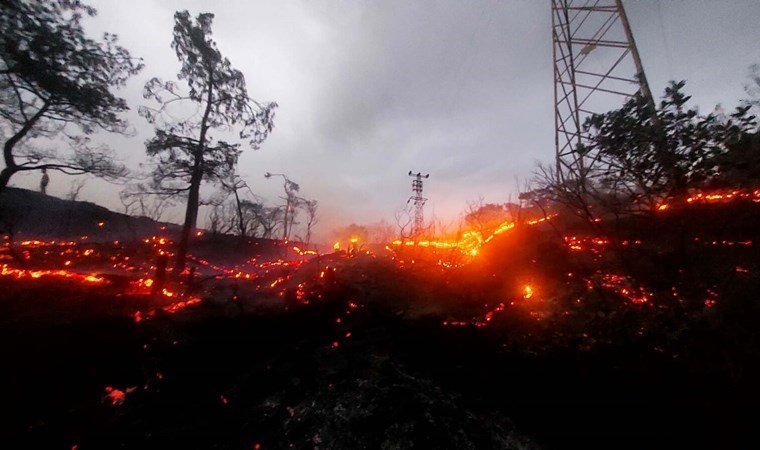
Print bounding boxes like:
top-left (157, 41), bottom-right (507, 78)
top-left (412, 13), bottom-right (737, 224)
top-left (591, 273), bottom-right (653, 305)
top-left (292, 246), bottom-right (317, 256)
top-left (162, 297), bottom-right (201, 314)
top-left (1, 264), bottom-right (105, 284)
top-left (650, 189), bottom-right (760, 211)
top-left (686, 190), bottom-right (760, 204)
top-left (391, 214), bottom-right (556, 257)
top-left (104, 386), bottom-right (127, 406)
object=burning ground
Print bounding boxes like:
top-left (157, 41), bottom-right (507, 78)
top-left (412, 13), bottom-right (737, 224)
top-left (2, 188), bottom-right (760, 449)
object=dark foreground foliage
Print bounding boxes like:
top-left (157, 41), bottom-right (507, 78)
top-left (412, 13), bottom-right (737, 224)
top-left (2, 245), bottom-right (759, 449)
top-left (1, 201), bottom-right (760, 449)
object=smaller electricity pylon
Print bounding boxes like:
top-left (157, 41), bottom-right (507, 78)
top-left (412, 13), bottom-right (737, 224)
top-left (407, 171), bottom-right (429, 237)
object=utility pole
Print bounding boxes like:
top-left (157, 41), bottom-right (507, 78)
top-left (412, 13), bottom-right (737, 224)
top-left (407, 171), bottom-right (429, 237)
top-left (552, 0), bottom-right (656, 181)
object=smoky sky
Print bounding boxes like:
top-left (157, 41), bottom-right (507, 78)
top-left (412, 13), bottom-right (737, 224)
top-left (8, 0), bottom-right (760, 241)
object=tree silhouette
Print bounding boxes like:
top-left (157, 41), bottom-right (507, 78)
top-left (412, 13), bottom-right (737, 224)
top-left (0, 0), bottom-right (143, 192)
top-left (537, 81), bottom-right (756, 225)
top-left (582, 81), bottom-right (754, 208)
top-left (301, 198), bottom-right (318, 246)
top-left (140, 11), bottom-right (277, 271)
top-left (264, 172), bottom-right (300, 241)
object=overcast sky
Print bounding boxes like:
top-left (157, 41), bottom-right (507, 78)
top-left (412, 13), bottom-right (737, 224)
top-left (9, 0), bottom-right (760, 241)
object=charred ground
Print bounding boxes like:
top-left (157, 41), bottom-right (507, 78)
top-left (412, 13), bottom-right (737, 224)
top-left (2, 189), bottom-right (760, 449)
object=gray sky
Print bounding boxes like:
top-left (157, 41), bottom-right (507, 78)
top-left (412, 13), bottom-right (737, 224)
top-left (9, 0), bottom-right (760, 241)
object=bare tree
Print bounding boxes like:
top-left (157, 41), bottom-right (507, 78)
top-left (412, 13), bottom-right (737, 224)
top-left (264, 172), bottom-right (300, 240)
top-left (256, 205), bottom-right (283, 240)
top-left (218, 174), bottom-right (270, 239)
top-left (300, 198), bottom-right (318, 246)
top-left (206, 201), bottom-right (235, 236)
top-left (224, 176), bottom-right (247, 237)
top-left (394, 203), bottom-right (414, 240)
top-left (533, 161), bottom-right (604, 230)
top-left (119, 184), bottom-right (175, 222)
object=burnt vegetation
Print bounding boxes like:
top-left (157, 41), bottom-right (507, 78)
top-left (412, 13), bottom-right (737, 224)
top-left (2, 1), bottom-right (760, 449)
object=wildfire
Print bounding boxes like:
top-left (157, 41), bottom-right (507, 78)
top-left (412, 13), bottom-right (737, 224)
top-left (1, 264), bottom-right (106, 284)
top-left (443, 301), bottom-right (511, 328)
top-left (655, 189), bottom-right (760, 211)
top-left (2, 187), bottom-right (754, 339)
top-left (392, 214), bottom-right (557, 257)
top-left (686, 190), bottom-right (760, 204)
top-left (589, 272), bottom-right (653, 305)
top-left (292, 246), bottom-right (317, 256)
top-left (162, 297), bottom-right (201, 313)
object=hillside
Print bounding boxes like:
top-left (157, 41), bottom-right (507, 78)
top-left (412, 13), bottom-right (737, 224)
top-left (0, 188), bottom-right (299, 264)
top-left (0, 187), bottom-right (181, 241)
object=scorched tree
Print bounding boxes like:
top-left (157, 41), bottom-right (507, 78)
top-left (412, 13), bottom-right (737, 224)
top-left (140, 11), bottom-right (277, 271)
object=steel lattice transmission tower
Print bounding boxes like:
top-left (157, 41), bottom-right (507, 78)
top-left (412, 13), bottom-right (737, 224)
top-left (552, 0), bottom-right (656, 180)
top-left (407, 171), bottom-right (429, 237)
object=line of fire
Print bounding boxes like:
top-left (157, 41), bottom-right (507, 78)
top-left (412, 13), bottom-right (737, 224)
top-left (2, 1), bottom-right (760, 449)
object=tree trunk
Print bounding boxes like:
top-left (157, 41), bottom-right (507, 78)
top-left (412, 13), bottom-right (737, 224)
top-left (0, 102), bottom-right (49, 196)
top-left (174, 73), bottom-right (214, 272)
top-left (0, 167), bottom-right (16, 195)
top-left (282, 200), bottom-right (289, 241)
top-left (175, 165), bottom-right (203, 272)
top-left (233, 187), bottom-right (245, 238)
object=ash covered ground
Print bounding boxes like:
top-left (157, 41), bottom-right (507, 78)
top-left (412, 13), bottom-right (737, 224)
top-left (2, 188), bottom-right (760, 449)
